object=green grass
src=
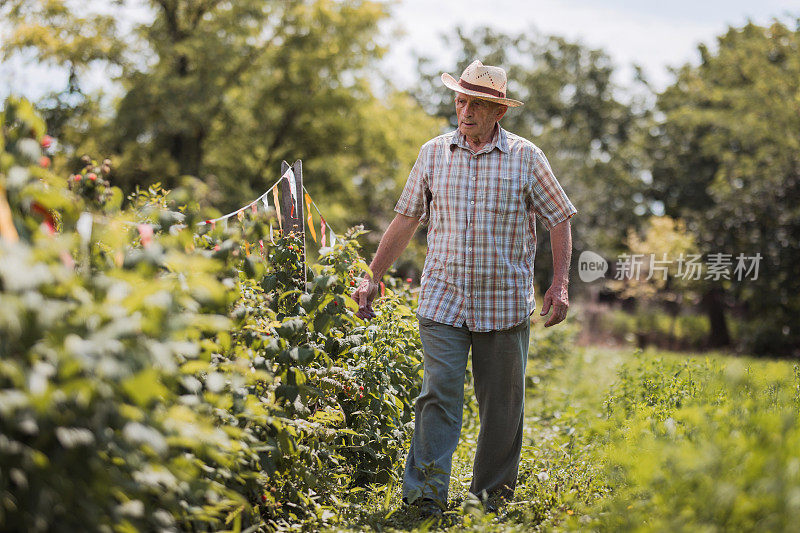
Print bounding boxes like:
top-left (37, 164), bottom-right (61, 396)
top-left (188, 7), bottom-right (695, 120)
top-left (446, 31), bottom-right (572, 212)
top-left (588, 348), bottom-right (800, 532)
top-left (317, 321), bottom-right (800, 532)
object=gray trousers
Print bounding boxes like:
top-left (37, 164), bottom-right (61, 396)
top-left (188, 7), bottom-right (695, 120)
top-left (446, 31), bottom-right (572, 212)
top-left (402, 313), bottom-right (530, 506)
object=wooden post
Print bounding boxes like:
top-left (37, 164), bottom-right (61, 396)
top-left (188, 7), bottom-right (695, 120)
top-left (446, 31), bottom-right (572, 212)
top-left (279, 160), bottom-right (307, 290)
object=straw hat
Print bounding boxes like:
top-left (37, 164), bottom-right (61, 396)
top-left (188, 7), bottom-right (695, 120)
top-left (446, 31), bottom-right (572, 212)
top-left (441, 59), bottom-right (523, 107)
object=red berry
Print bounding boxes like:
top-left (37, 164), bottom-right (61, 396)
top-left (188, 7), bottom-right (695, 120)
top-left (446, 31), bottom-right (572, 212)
top-left (138, 224), bottom-right (153, 248)
top-left (73, 174), bottom-right (81, 182)
top-left (261, 494), bottom-right (267, 502)
top-left (358, 393), bottom-right (363, 399)
top-left (41, 135), bottom-right (52, 149)
top-left (87, 172), bottom-right (97, 181)
top-left (406, 277), bottom-right (412, 283)
top-left (39, 156), bottom-right (50, 168)
top-left (359, 386), bottom-right (364, 391)
top-left (214, 245), bottom-right (220, 251)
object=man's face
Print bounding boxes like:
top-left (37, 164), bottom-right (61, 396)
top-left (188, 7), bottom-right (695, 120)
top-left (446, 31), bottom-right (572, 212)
top-left (455, 93), bottom-right (507, 141)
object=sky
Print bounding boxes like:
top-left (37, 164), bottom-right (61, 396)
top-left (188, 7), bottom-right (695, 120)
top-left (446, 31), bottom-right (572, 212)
top-left (383, 0), bottom-right (800, 91)
top-left (2, 0), bottom-right (799, 102)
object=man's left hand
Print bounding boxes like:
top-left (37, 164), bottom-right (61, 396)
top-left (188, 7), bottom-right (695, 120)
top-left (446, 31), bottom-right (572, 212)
top-left (539, 283), bottom-right (569, 327)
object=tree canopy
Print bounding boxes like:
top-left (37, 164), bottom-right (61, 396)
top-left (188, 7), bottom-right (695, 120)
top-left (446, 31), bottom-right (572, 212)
top-left (1, 0), bottom-right (442, 232)
top-left (648, 20), bottom-right (800, 353)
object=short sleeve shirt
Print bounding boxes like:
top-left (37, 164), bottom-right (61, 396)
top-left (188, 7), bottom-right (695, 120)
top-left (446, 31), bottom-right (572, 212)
top-left (394, 125), bottom-right (577, 332)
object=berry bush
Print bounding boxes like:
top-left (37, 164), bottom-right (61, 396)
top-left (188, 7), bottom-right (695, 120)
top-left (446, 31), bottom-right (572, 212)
top-left (0, 97), bottom-right (424, 531)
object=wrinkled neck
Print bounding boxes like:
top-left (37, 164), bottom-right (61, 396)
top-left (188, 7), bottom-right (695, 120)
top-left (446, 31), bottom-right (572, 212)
top-left (465, 123), bottom-right (498, 152)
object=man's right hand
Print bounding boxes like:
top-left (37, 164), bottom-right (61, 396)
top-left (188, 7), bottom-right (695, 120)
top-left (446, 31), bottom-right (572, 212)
top-left (352, 277), bottom-right (379, 320)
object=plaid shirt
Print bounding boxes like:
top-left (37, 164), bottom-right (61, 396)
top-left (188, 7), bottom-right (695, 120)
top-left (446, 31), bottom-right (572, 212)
top-left (394, 125), bottom-right (577, 332)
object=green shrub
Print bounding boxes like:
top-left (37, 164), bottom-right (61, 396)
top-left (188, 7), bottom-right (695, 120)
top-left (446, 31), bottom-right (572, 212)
top-left (0, 97), bottom-right (424, 532)
top-left (673, 313), bottom-right (710, 348)
top-left (1, 97), bottom-right (255, 531)
top-left (590, 351), bottom-right (800, 531)
top-left (596, 307), bottom-right (713, 350)
top-left (736, 313), bottom-right (800, 357)
top-left (605, 308), bottom-right (638, 343)
top-left (531, 320), bottom-right (579, 364)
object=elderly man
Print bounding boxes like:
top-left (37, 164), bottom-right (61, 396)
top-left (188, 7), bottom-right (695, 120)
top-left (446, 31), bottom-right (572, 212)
top-left (351, 60), bottom-right (577, 515)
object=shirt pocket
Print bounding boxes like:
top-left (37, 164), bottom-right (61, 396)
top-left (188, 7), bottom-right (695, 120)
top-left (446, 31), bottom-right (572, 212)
top-left (487, 176), bottom-right (522, 215)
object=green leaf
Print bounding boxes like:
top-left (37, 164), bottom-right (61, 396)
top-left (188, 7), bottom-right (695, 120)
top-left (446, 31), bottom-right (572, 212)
top-left (122, 368), bottom-right (169, 407)
top-left (276, 317), bottom-right (305, 338)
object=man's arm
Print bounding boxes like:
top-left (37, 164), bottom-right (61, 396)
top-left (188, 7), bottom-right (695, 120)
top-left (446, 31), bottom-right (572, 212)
top-left (352, 213), bottom-right (421, 319)
top-left (366, 213), bottom-right (421, 281)
top-left (539, 218), bottom-right (572, 327)
top-left (550, 218), bottom-right (572, 287)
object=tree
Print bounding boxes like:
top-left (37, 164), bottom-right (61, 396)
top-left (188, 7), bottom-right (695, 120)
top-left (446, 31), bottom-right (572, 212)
top-left (648, 20), bottom-right (800, 355)
top-left (1, 0), bottom-right (442, 237)
top-left (411, 26), bottom-right (650, 293)
top-left (608, 216), bottom-right (702, 348)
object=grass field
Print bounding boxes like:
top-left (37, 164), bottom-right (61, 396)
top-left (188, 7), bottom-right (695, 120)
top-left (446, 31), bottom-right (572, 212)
top-left (323, 318), bottom-right (800, 532)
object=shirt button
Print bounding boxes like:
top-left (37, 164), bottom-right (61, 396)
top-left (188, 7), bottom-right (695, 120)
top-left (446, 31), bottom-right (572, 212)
top-left (471, 200), bottom-right (475, 205)
top-left (469, 247), bottom-right (473, 251)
